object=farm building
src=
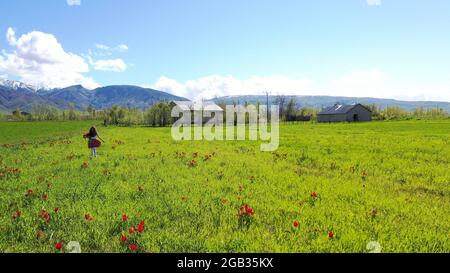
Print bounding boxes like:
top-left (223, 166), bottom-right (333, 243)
top-left (317, 104), bottom-right (372, 123)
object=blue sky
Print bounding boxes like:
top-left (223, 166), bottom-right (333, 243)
top-left (1, 0), bottom-right (449, 101)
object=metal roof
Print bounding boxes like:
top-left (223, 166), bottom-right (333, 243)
top-left (318, 104), bottom-right (368, 115)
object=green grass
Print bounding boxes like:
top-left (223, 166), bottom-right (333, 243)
top-left (0, 120), bottom-right (449, 253)
top-left (0, 121), bottom-right (100, 144)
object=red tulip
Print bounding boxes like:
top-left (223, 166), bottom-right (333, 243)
top-left (42, 193), bottom-right (48, 200)
top-left (12, 210), bottom-right (21, 219)
top-left (121, 235), bottom-right (128, 242)
top-left (122, 214), bottom-right (128, 222)
top-left (128, 227), bottom-right (136, 234)
top-left (85, 213), bottom-right (93, 221)
top-left (55, 242), bottom-right (63, 251)
top-left (328, 231), bottom-right (335, 238)
top-left (129, 244), bottom-right (137, 251)
top-left (293, 220), bottom-right (300, 228)
top-left (239, 204), bottom-right (255, 217)
top-left (246, 207), bottom-right (254, 215)
top-left (310, 192), bottom-right (318, 198)
top-left (54, 208), bottom-right (59, 213)
top-left (138, 220), bottom-right (145, 233)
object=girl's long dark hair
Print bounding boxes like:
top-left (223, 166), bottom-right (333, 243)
top-left (89, 127), bottom-right (97, 138)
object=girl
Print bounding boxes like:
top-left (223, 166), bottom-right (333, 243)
top-left (83, 127), bottom-right (105, 157)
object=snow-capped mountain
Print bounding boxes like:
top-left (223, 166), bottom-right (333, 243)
top-left (0, 79), bottom-right (38, 92)
top-left (0, 79), bottom-right (187, 112)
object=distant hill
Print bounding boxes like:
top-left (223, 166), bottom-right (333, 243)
top-left (0, 82), bottom-right (59, 112)
top-left (92, 85), bottom-right (184, 109)
top-left (0, 80), bottom-right (187, 112)
top-left (2, 79), bottom-right (449, 113)
top-left (213, 95), bottom-right (450, 112)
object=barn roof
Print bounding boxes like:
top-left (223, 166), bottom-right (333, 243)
top-left (318, 103), bottom-right (371, 115)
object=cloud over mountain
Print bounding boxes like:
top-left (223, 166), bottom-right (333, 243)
top-left (0, 28), bottom-right (99, 89)
top-left (151, 71), bottom-right (450, 102)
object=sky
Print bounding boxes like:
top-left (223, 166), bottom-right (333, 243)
top-left (0, 0), bottom-right (449, 101)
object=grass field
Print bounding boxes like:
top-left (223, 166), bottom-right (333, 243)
top-left (0, 120), bottom-right (449, 253)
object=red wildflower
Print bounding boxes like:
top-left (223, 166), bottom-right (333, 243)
top-left (361, 171), bottom-right (368, 180)
top-left (25, 189), bottom-right (34, 197)
top-left (129, 244), bottom-right (137, 251)
top-left (328, 231), bottom-right (335, 238)
top-left (122, 213), bottom-right (128, 222)
top-left (42, 193), bottom-right (48, 200)
top-left (38, 209), bottom-right (50, 222)
top-left (54, 208), bottom-right (59, 213)
top-left (121, 235), bottom-right (128, 242)
top-left (293, 220), bottom-right (300, 228)
top-left (55, 242), bottom-right (63, 251)
top-left (239, 204), bottom-right (255, 217)
top-left (138, 220), bottom-right (145, 233)
top-left (245, 206), bottom-right (254, 215)
top-left (188, 159), bottom-right (198, 167)
top-left (128, 227), bottom-right (136, 234)
top-left (12, 210), bottom-right (21, 220)
top-left (310, 192), bottom-right (318, 198)
top-left (84, 213), bottom-right (94, 221)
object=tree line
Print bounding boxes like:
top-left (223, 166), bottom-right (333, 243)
top-left (1, 99), bottom-right (448, 125)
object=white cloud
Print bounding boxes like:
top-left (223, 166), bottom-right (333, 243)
top-left (66, 0), bottom-right (81, 6)
top-left (0, 28), bottom-right (99, 89)
top-left (150, 71), bottom-right (450, 102)
top-left (366, 0), bottom-right (382, 6)
top-left (94, 44), bottom-right (110, 51)
top-left (328, 69), bottom-right (390, 97)
top-left (117, 44), bottom-right (129, 51)
top-left (88, 57), bottom-right (127, 72)
top-left (6, 28), bottom-right (16, 46)
top-left (151, 75), bottom-right (316, 100)
top-left (95, 43), bottom-right (128, 52)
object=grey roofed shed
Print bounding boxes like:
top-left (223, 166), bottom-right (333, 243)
top-left (317, 103), bottom-right (372, 123)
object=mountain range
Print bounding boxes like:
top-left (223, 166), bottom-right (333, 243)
top-left (1, 79), bottom-right (450, 113)
top-left (213, 95), bottom-right (450, 112)
top-left (0, 79), bottom-right (187, 112)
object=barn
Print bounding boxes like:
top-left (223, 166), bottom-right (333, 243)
top-left (317, 104), bottom-right (372, 123)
